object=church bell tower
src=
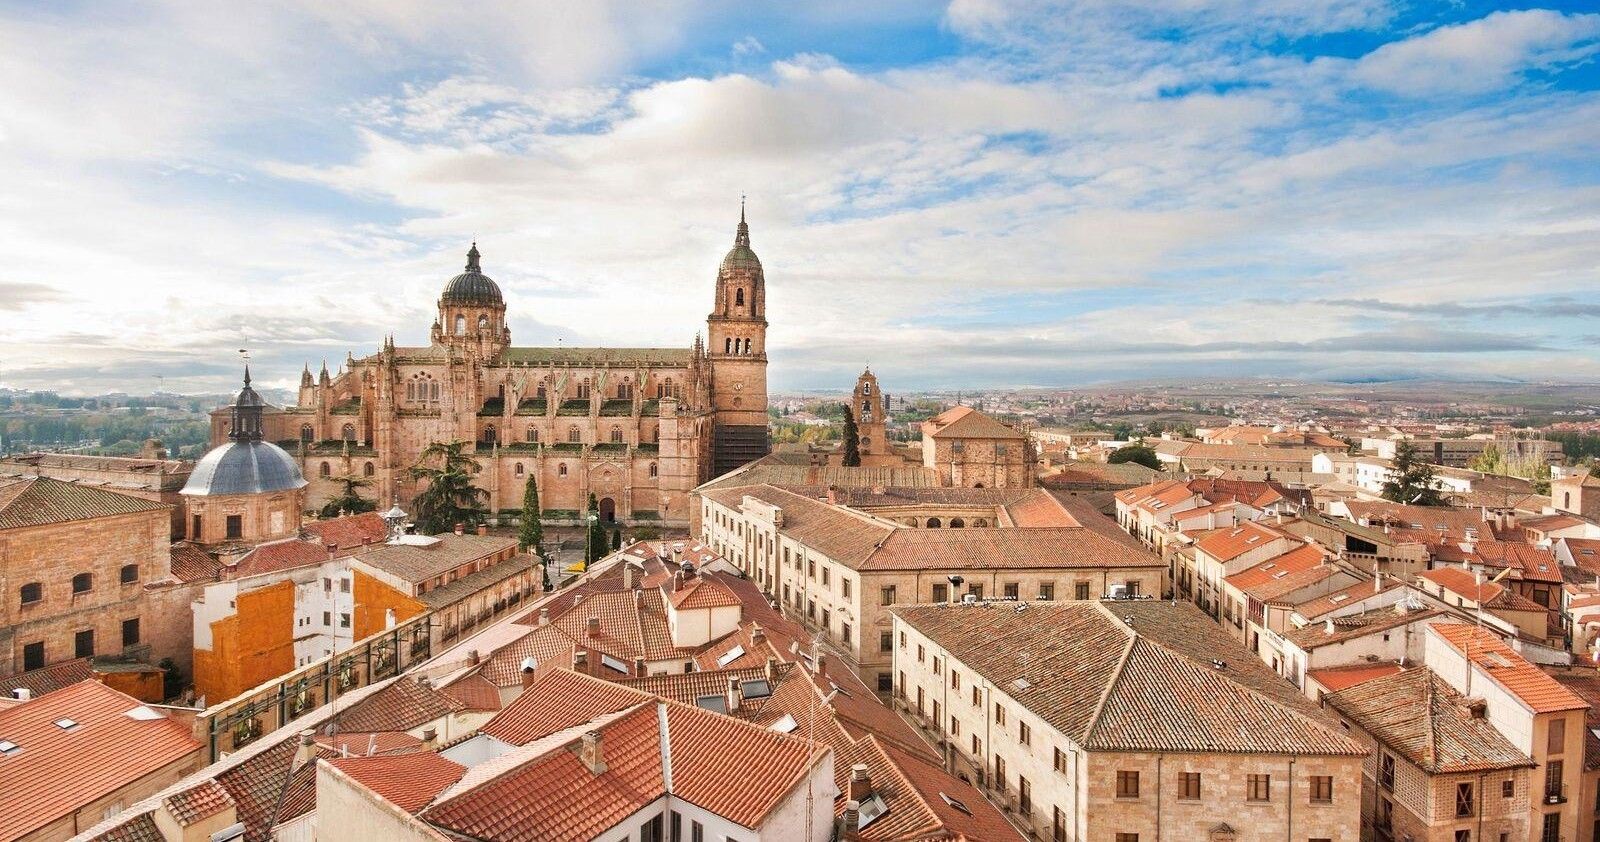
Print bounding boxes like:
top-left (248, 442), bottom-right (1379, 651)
top-left (706, 201), bottom-right (771, 475)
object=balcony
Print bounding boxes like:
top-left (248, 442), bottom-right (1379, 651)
top-left (1544, 782), bottom-right (1568, 805)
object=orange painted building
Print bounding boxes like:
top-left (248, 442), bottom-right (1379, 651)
top-left (193, 579), bottom-right (297, 703)
top-left (353, 569), bottom-right (427, 641)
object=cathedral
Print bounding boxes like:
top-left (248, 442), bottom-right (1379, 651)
top-left (219, 209), bottom-right (770, 528)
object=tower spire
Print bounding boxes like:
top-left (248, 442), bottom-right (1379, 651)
top-left (735, 197), bottom-right (750, 249)
top-left (466, 241), bottom-right (481, 273)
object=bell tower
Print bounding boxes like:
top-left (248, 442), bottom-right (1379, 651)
top-left (852, 368), bottom-right (887, 462)
top-left (706, 200), bottom-right (770, 475)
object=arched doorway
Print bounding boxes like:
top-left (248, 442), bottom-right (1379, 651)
top-left (599, 497), bottom-right (617, 523)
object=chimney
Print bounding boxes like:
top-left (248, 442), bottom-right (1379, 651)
top-left (11, 688), bottom-right (30, 701)
top-left (454, 523), bottom-right (465, 536)
top-left (871, 484), bottom-right (885, 495)
top-left (1324, 619), bottom-right (1335, 635)
top-left (417, 676), bottom-right (432, 690)
top-left (293, 729), bottom-right (317, 770)
top-left (1373, 571), bottom-right (1383, 593)
top-left (578, 730), bottom-right (607, 775)
top-left (751, 623), bottom-right (765, 646)
top-left (624, 565), bottom-right (635, 589)
top-left (587, 616), bottom-right (601, 638)
top-left (841, 800), bottom-right (862, 841)
top-left (848, 763), bottom-right (873, 802)
top-left (574, 650), bottom-right (589, 671)
top-left (635, 589), bottom-right (643, 608)
top-left (535, 607), bottom-right (550, 626)
top-left (827, 485), bottom-right (839, 505)
top-left (765, 656), bottom-right (778, 683)
top-left (476, 524), bottom-right (488, 536)
top-left (421, 726), bottom-right (438, 746)
top-left (727, 676), bottom-right (743, 712)
top-left (673, 571), bottom-right (684, 591)
top-left (468, 649), bottom-right (481, 666)
top-left (521, 656), bottom-right (539, 689)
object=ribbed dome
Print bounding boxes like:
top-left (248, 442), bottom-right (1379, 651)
top-left (181, 440), bottom-right (308, 497)
top-left (719, 212), bottom-right (762, 276)
top-left (441, 243), bottom-right (504, 306)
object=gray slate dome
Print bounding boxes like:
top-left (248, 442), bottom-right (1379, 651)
top-left (441, 243), bottom-right (504, 306)
top-left (181, 440), bottom-right (308, 497)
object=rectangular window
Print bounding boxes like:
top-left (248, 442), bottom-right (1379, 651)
top-left (1020, 721), bottom-right (1031, 745)
top-left (640, 814), bottom-right (664, 842)
top-left (1004, 582), bottom-right (1019, 599)
top-left (1075, 581), bottom-right (1090, 600)
top-left (881, 585), bottom-right (896, 605)
top-left (1311, 775), bottom-right (1333, 804)
top-left (972, 686), bottom-right (981, 706)
top-left (950, 715), bottom-right (959, 735)
top-left (1548, 718), bottom-right (1566, 755)
top-left (1546, 760), bottom-right (1564, 800)
top-left (670, 811), bottom-right (682, 842)
top-left (1039, 582), bottom-right (1055, 600)
top-left (918, 644), bottom-right (925, 663)
top-left (877, 672), bottom-right (892, 692)
top-left (951, 671), bottom-right (960, 690)
top-left (994, 702), bottom-right (1005, 725)
top-left (880, 631), bottom-right (893, 653)
top-left (899, 631), bottom-right (906, 649)
top-left (1542, 813), bottom-right (1559, 842)
top-left (121, 618), bottom-right (141, 647)
top-left (75, 628), bottom-right (95, 658)
top-left (1054, 748), bottom-right (1068, 774)
top-left (1181, 772), bottom-right (1201, 800)
top-left (120, 564), bottom-right (139, 584)
top-left (932, 583), bottom-right (948, 603)
top-left (822, 567), bottom-right (830, 586)
top-left (842, 579), bottom-right (851, 599)
top-left (323, 611), bottom-right (331, 626)
top-left (1379, 753), bottom-right (1395, 790)
top-left (692, 821), bottom-right (704, 842)
top-left (1019, 775), bottom-right (1032, 814)
top-left (972, 735), bottom-right (981, 756)
top-left (994, 755), bottom-right (1006, 791)
top-left (1115, 835), bottom-right (1139, 842)
top-left (1504, 780), bottom-right (1515, 798)
top-left (1116, 770), bottom-right (1140, 798)
top-left (338, 613), bottom-right (350, 628)
top-left (340, 578), bottom-right (351, 594)
top-left (225, 514), bottom-right (243, 539)
top-left (969, 583), bottom-right (983, 600)
top-left (23, 641), bottom-right (44, 671)
top-left (1053, 807), bottom-right (1066, 842)
top-left (841, 622), bottom-right (851, 645)
top-left (1247, 774), bottom-right (1271, 802)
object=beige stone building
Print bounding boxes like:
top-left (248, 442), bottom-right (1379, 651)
top-left (695, 481), bottom-right (1166, 692)
top-left (1553, 469), bottom-right (1600, 522)
top-left (920, 405), bottom-right (1031, 488)
top-left (893, 600), bottom-right (1367, 841)
top-left (0, 445), bottom-right (191, 539)
top-left (216, 211), bottom-right (771, 528)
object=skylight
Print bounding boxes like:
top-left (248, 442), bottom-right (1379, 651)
top-left (1246, 536), bottom-right (1261, 544)
top-left (1330, 594), bottom-right (1349, 603)
top-left (740, 679), bottom-right (772, 700)
top-left (858, 793), bottom-right (889, 828)
top-left (940, 792), bottom-right (971, 815)
top-left (52, 718), bottom-right (78, 730)
top-left (716, 645), bottom-right (745, 668)
top-left (1013, 677), bottom-right (1032, 691)
top-left (695, 695), bottom-right (728, 713)
top-left (600, 654), bottom-right (629, 674)
top-left (770, 714), bottom-right (798, 733)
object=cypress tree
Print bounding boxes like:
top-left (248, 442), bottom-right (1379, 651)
top-left (841, 406), bottom-right (861, 467)
top-left (517, 472), bottom-right (543, 554)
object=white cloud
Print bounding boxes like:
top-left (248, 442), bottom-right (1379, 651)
top-left (1353, 10), bottom-right (1600, 95)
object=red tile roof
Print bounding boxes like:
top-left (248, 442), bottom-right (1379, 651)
top-left (169, 542), bottom-right (223, 583)
top-left (0, 680), bottom-right (202, 840)
top-left (0, 476), bottom-right (170, 530)
top-left (668, 575), bottom-right (742, 609)
top-left (439, 674), bottom-right (503, 712)
top-left (1223, 542), bottom-right (1330, 593)
top-left (1193, 521), bottom-right (1290, 563)
top-left (330, 751), bottom-right (465, 813)
top-left (329, 677), bottom-right (465, 734)
top-left (162, 778), bottom-right (235, 827)
top-left (304, 511), bottom-right (390, 550)
top-left (232, 537), bottom-right (331, 579)
top-left (1293, 577), bottom-right (1405, 619)
top-left (1327, 667), bottom-right (1533, 774)
top-left (1430, 623), bottom-right (1588, 713)
top-left (922, 406), bottom-right (1025, 440)
top-left (0, 658), bottom-right (95, 700)
top-left (1306, 662), bottom-right (1405, 693)
top-left (481, 670), bottom-right (653, 745)
top-left (314, 731), bottom-right (424, 757)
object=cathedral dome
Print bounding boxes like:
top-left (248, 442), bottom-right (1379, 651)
top-left (181, 440), bottom-right (307, 497)
top-left (441, 243), bottom-right (504, 306)
top-left (719, 207), bottom-right (762, 277)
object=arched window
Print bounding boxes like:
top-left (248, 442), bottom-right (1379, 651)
top-left (658, 378), bottom-right (674, 399)
top-left (406, 381), bottom-right (416, 401)
top-left (477, 314), bottom-right (489, 331)
top-left (862, 382), bottom-right (872, 395)
top-left (536, 379), bottom-right (547, 399)
top-left (950, 517), bottom-right (965, 529)
top-left (320, 462), bottom-right (331, 478)
top-left (300, 424), bottom-right (314, 443)
top-left (648, 462), bottom-right (658, 478)
top-left (514, 463), bottom-right (524, 476)
top-left (558, 463), bottom-right (568, 477)
top-left (610, 427), bottom-right (623, 444)
top-left (429, 381), bottom-right (440, 401)
top-left (926, 518), bottom-right (942, 528)
top-left (735, 288), bottom-right (745, 307)
top-left (526, 426), bottom-right (539, 443)
top-left (363, 462), bottom-right (374, 477)
top-left (19, 582), bottom-right (41, 605)
top-left (341, 423), bottom-right (356, 443)
top-left (568, 426), bottom-right (582, 443)
top-left (617, 381), bottom-right (633, 399)
top-left (482, 425), bottom-right (497, 445)
top-left (742, 338), bottom-right (751, 354)
top-left (454, 314), bottom-right (466, 335)
top-left (725, 338), bottom-right (733, 355)
top-left (72, 572), bottom-right (92, 593)
top-left (973, 518), bottom-right (990, 527)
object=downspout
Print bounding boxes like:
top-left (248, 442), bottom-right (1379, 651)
top-left (1155, 753), bottom-right (1163, 842)
top-left (1286, 756), bottom-right (1295, 842)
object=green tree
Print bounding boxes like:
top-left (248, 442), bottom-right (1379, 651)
top-left (1469, 442), bottom-right (1504, 475)
top-left (610, 527), bottom-right (622, 551)
top-left (585, 493), bottom-right (608, 563)
top-left (319, 474), bottom-right (378, 519)
top-left (1381, 441), bottom-right (1447, 506)
top-left (408, 441), bottom-right (489, 534)
top-left (1108, 443), bottom-right (1162, 471)
top-left (841, 406), bottom-right (861, 467)
top-left (517, 472), bottom-right (544, 554)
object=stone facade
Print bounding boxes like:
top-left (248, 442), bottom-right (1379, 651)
top-left (213, 213), bottom-right (770, 528)
top-left (1, 505), bottom-right (173, 677)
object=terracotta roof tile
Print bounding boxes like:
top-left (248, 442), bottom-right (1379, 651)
top-left (162, 778), bottom-right (235, 826)
top-left (213, 735), bottom-right (330, 840)
top-left (1293, 577), bottom-right (1405, 619)
top-left (1306, 662), bottom-right (1404, 693)
top-left (1193, 520), bottom-right (1291, 563)
top-left (0, 681), bottom-right (202, 841)
top-left (331, 752), bottom-right (465, 813)
top-left (668, 575), bottom-right (742, 609)
top-left (354, 533), bottom-right (519, 584)
top-left (0, 657), bottom-right (94, 699)
top-left (0, 476), bottom-right (170, 530)
top-left (1284, 606), bottom-right (1454, 649)
top-left (480, 670), bottom-right (653, 745)
top-left (232, 537), bottom-right (329, 578)
top-left (896, 601), bottom-right (1364, 756)
top-left (303, 511), bottom-right (390, 550)
top-left (439, 674), bottom-right (503, 712)
top-left (1430, 623), bottom-right (1588, 714)
top-left (923, 406), bottom-right (1025, 440)
top-left (1223, 542), bottom-right (1331, 594)
top-left (1326, 668), bottom-right (1532, 773)
top-left (169, 542), bottom-right (223, 583)
top-left (329, 677), bottom-right (465, 734)
top-left (313, 731), bottom-right (425, 757)
top-left (86, 811), bottom-right (164, 842)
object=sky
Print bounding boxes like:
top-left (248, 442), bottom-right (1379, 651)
top-left (1, 1), bottom-right (1598, 396)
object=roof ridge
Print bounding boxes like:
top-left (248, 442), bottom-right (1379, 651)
top-left (1081, 604), bottom-right (1139, 744)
